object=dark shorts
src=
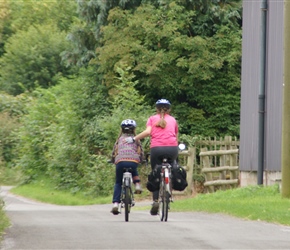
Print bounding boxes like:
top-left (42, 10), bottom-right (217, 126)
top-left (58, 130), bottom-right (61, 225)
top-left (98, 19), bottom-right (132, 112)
top-left (150, 146), bottom-right (178, 170)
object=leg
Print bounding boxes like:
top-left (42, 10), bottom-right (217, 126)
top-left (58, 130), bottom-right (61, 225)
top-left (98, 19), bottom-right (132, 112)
top-left (129, 162), bottom-right (142, 194)
top-left (111, 163), bottom-right (124, 214)
top-left (150, 146), bottom-right (178, 200)
top-left (150, 147), bottom-right (162, 202)
top-left (131, 163), bottom-right (140, 184)
top-left (112, 163), bottom-right (124, 203)
top-left (149, 146), bottom-right (178, 215)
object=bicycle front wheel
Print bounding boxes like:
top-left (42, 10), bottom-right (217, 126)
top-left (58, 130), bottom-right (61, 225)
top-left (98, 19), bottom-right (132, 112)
top-left (124, 186), bottom-right (130, 222)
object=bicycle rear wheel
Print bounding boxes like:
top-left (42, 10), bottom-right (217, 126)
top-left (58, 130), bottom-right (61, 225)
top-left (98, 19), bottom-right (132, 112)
top-left (164, 191), bottom-right (170, 221)
top-left (159, 181), bottom-right (166, 221)
top-left (124, 186), bottom-right (131, 222)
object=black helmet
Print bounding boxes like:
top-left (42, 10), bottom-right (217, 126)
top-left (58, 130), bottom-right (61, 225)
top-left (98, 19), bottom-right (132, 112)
top-left (120, 119), bottom-right (137, 131)
top-left (155, 99), bottom-right (171, 109)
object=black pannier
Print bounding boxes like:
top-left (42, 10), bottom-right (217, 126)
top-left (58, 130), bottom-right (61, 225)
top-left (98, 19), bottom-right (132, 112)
top-left (171, 165), bottom-right (188, 191)
top-left (146, 165), bottom-right (162, 192)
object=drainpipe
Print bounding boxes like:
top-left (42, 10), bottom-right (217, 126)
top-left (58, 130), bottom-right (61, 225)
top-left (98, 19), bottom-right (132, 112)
top-left (258, 0), bottom-right (268, 185)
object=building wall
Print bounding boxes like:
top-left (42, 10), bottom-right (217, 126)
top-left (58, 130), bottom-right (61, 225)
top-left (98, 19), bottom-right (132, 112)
top-left (264, 1), bottom-right (284, 171)
top-left (240, 1), bottom-right (261, 172)
top-left (240, 0), bottom-right (284, 177)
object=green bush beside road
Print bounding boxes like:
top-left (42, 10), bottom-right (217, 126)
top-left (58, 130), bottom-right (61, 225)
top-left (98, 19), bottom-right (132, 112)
top-left (0, 198), bottom-right (9, 242)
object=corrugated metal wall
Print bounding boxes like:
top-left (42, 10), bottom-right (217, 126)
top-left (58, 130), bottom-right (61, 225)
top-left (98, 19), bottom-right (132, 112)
top-left (240, 0), bottom-right (284, 172)
top-left (265, 1), bottom-right (284, 171)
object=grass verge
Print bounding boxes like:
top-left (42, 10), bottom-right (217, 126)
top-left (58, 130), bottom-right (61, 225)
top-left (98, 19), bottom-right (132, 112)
top-left (10, 178), bottom-right (112, 205)
top-left (10, 176), bottom-right (152, 206)
top-left (172, 184), bottom-right (290, 226)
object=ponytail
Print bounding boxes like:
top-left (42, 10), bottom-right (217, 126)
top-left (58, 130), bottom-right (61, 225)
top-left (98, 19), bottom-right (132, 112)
top-left (155, 108), bottom-right (168, 128)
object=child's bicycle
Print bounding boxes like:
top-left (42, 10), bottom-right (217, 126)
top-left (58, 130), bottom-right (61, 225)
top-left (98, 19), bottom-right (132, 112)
top-left (108, 160), bottom-right (144, 222)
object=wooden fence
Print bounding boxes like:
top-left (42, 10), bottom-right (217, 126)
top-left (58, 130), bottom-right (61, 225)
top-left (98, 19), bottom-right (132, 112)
top-left (178, 136), bottom-right (240, 194)
top-left (198, 136), bottom-right (239, 193)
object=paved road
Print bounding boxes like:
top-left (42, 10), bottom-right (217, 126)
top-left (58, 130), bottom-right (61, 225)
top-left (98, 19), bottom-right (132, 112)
top-left (1, 186), bottom-right (290, 250)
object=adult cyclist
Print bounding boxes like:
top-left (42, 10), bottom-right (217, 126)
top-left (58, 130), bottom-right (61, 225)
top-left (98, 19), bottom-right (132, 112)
top-left (125, 99), bottom-right (179, 215)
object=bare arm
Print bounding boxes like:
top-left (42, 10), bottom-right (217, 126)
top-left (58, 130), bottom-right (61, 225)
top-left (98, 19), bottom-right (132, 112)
top-left (134, 126), bottom-right (152, 141)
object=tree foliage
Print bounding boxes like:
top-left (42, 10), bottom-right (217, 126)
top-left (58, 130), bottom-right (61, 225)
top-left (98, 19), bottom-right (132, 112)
top-left (0, 0), bottom-right (78, 95)
top-left (62, 0), bottom-right (149, 67)
top-left (0, 0), bottom-right (10, 56)
top-left (0, 24), bottom-right (73, 95)
top-left (5, 0), bottom-right (77, 33)
top-left (0, 92), bottom-right (31, 168)
top-left (83, 66), bottom-right (153, 155)
top-left (95, 1), bottom-right (242, 136)
top-left (0, 0), bottom-right (243, 196)
top-left (15, 67), bottom-right (152, 195)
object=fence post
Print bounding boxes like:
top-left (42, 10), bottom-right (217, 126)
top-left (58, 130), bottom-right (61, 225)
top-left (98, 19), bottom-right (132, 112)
top-left (186, 147), bottom-right (195, 195)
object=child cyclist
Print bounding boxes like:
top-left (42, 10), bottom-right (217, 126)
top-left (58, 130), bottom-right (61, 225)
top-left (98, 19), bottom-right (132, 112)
top-left (110, 119), bottom-right (144, 215)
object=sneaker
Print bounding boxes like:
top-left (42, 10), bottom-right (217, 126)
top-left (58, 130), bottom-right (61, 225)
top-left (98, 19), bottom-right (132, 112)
top-left (150, 201), bottom-right (159, 215)
top-left (134, 183), bottom-right (142, 194)
top-left (111, 202), bottom-right (119, 215)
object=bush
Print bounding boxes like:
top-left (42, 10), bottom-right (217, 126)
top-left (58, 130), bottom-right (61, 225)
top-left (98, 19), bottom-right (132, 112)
top-left (0, 112), bottom-right (20, 166)
top-left (0, 198), bottom-right (9, 241)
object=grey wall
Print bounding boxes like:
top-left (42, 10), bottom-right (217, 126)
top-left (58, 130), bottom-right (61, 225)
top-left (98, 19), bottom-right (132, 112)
top-left (240, 0), bottom-right (284, 172)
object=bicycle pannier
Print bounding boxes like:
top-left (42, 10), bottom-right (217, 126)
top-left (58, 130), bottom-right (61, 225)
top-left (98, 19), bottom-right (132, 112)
top-left (146, 165), bottom-right (162, 192)
top-left (171, 165), bottom-right (188, 191)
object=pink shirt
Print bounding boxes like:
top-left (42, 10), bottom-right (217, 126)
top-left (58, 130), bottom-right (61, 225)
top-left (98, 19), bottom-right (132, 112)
top-left (146, 114), bottom-right (178, 148)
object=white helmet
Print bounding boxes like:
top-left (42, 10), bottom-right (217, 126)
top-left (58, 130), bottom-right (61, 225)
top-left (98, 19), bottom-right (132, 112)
top-left (120, 119), bottom-right (137, 129)
top-left (156, 99), bottom-right (171, 108)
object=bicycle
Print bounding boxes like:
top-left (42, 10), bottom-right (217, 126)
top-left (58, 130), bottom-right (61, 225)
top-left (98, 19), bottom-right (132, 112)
top-left (108, 160), bottom-right (138, 222)
top-left (147, 144), bottom-right (186, 222)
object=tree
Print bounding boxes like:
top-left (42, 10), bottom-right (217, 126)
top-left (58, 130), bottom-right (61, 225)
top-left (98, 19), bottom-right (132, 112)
top-left (15, 67), bottom-right (151, 196)
top-left (0, 0), bottom-right (79, 95)
top-left (62, 0), bottom-right (146, 67)
top-left (0, 24), bottom-right (73, 95)
top-left (94, 2), bottom-right (242, 136)
top-left (5, 0), bottom-right (77, 33)
top-left (0, 0), bottom-right (11, 56)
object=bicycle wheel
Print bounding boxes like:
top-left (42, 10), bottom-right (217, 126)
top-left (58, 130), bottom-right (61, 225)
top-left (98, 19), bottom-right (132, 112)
top-left (164, 191), bottom-right (170, 222)
top-left (124, 186), bottom-right (130, 222)
top-left (164, 170), bottom-right (172, 222)
top-left (159, 180), bottom-right (166, 221)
